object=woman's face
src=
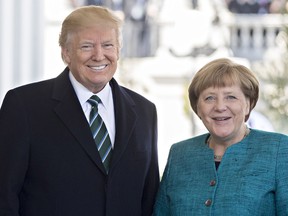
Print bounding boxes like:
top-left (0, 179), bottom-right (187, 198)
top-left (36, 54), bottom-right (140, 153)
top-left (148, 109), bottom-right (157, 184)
top-left (197, 85), bottom-right (250, 143)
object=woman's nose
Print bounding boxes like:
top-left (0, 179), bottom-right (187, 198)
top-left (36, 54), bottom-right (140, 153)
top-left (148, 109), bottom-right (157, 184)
top-left (214, 99), bottom-right (227, 111)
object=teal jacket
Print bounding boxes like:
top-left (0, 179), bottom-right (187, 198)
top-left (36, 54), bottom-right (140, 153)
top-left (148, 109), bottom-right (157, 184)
top-left (153, 129), bottom-right (288, 216)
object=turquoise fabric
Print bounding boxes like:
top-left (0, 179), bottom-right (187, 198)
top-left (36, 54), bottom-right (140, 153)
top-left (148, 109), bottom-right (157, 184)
top-left (153, 129), bottom-right (288, 216)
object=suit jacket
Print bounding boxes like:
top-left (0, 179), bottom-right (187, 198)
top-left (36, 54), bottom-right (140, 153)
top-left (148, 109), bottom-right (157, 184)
top-left (0, 67), bottom-right (159, 216)
top-left (153, 129), bottom-right (288, 216)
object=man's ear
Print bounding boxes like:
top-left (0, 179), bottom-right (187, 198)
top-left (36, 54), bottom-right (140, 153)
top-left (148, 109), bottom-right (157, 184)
top-left (61, 47), bottom-right (71, 64)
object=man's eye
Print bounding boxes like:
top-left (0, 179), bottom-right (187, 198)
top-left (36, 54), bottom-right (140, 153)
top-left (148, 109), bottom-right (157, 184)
top-left (103, 44), bottom-right (113, 49)
top-left (81, 45), bottom-right (93, 51)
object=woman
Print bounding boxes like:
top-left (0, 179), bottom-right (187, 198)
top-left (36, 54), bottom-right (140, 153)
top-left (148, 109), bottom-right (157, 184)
top-left (153, 58), bottom-right (288, 215)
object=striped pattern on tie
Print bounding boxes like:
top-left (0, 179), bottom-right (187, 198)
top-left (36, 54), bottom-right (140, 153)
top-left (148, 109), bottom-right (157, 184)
top-left (88, 95), bottom-right (112, 173)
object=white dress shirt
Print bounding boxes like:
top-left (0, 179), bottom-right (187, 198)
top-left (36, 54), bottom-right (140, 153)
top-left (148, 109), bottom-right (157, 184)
top-left (69, 72), bottom-right (116, 147)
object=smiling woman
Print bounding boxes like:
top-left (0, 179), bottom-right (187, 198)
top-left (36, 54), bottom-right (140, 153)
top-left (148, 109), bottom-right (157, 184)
top-left (153, 58), bottom-right (288, 216)
top-left (188, 58), bottom-right (259, 121)
top-left (189, 58), bottom-right (258, 150)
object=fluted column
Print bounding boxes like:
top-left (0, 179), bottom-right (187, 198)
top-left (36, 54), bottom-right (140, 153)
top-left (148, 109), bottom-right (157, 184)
top-left (0, 0), bottom-right (44, 102)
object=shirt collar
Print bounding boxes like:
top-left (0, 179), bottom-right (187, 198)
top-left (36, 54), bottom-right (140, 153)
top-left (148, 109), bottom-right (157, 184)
top-left (69, 71), bottom-right (112, 110)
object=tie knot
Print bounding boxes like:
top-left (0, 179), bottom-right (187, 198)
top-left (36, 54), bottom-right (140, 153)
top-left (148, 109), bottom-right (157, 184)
top-left (88, 95), bottom-right (101, 107)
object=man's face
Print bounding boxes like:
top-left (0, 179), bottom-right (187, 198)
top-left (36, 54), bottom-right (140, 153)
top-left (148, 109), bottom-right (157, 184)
top-left (62, 25), bottom-right (119, 93)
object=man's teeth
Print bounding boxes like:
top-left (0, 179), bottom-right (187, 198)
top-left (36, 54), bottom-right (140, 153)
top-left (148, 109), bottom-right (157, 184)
top-left (90, 65), bottom-right (106, 70)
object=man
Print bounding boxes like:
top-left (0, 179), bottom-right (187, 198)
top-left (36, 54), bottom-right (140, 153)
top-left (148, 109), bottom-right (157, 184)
top-left (0, 6), bottom-right (159, 216)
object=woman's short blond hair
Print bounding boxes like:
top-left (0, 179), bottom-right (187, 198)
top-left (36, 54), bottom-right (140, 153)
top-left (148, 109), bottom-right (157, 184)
top-left (188, 58), bottom-right (259, 121)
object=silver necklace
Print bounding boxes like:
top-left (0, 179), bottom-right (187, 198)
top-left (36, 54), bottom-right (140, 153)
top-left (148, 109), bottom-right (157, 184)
top-left (208, 126), bottom-right (250, 161)
top-left (214, 155), bottom-right (222, 161)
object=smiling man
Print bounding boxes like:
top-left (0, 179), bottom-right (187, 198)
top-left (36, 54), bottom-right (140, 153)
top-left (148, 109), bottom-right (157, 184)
top-left (0, 6), bottom-right (159, 216)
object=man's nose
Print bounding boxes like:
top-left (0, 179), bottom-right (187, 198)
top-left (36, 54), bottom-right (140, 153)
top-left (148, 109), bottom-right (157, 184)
top-left (91, 45), bottom-right (105, 61)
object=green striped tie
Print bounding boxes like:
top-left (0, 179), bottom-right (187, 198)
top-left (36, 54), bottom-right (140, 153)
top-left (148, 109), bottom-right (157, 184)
top-left (88, 95), bottom-right (112, 173)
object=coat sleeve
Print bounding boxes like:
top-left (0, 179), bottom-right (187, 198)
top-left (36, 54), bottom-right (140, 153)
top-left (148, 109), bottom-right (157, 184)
top-left (142, 104), bottom-right (160, 216)
top-left (152, 145), bottom-right (173, 216)
top-left (275, 134), bottom-right (288, 215)
top-left (0, 90), bottom-right (30, 216)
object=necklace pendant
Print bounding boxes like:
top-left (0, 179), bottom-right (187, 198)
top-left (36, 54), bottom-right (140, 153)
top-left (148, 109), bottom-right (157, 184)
top-left (214, 155), bottom-right (222, 161)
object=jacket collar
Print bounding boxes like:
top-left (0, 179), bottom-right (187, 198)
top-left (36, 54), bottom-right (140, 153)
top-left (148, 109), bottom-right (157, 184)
top-left (51, 67), bottom-right (137, 175)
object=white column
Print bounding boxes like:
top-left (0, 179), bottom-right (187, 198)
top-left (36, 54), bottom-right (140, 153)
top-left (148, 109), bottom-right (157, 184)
top-left (0, 0), bottom-right (44, 103)
top-left (0, 0), bottom-right (15, 101)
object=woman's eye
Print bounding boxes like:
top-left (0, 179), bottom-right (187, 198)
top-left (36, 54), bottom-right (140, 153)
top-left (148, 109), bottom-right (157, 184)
top-left (205, 96), bottom-right (215, 101)
top-left (226, 95), bottom-right (236, 100)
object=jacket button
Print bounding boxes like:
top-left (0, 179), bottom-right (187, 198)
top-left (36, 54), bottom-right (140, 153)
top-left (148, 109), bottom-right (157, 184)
top-left (205, 199), bottom-right (212, 206)
top-left (210, 180), bottom-right (216, 186)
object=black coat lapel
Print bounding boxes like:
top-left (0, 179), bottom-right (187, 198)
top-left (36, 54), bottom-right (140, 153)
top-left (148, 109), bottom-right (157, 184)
top-left (51, 68), bottom-right (106, 174)
top-left (109, 79), bottom-right (137, 169)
